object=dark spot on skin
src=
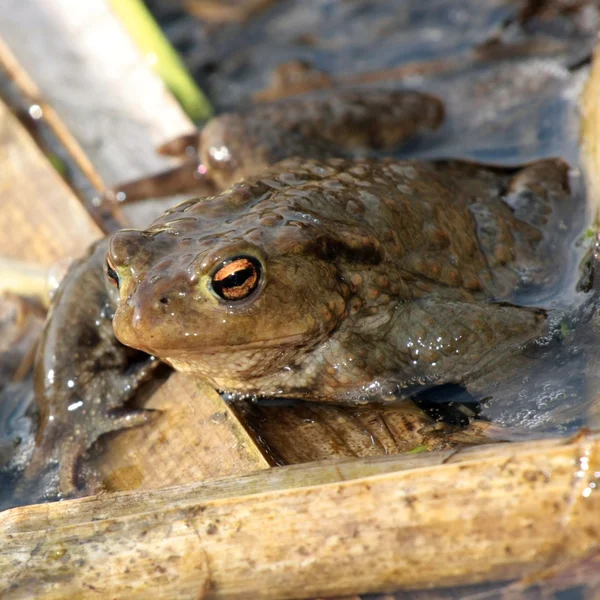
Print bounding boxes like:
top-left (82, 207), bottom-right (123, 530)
top-left (206, 523), bottom-right (218, 535)
top-left (403, 420), bottom-right (416, 432)
top-left (78, 326), bottom-right (102, 349)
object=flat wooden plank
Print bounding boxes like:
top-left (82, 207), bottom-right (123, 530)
top-left (92, 376), bottom-right (270, 492)
top-left (1, 432), bottom-right (599, 599)
top-left (0, 99), bottom-right (103, 262)
top-left (0, 0), bottom-right (195, 228)
top-left (230, 401), bottom-right (496, 465)
top-left (0, 7), bottom-right (270, 492)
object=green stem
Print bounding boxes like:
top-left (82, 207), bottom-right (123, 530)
top-left (109, 0), bottom-right (213, 122)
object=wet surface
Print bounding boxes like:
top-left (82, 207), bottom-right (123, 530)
top-left (149, 0), bottom-right (598, 113)
top-left (143, 0), bottom-right (600, 443)
top-left (0, 295), bottom-right (41, 503)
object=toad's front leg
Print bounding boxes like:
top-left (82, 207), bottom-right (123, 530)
top-left (18, 239), bottom-right (160, 500)
top-left (103, 88), bottom-right (444, 204)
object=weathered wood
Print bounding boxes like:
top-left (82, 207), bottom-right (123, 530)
top-left (0, 99), bottom-right (103, 262)
top-left (0, 259), bottom-right (52, 306)
top-left (231, 401), bottom-right (498, 465)
top-left (91, 376), bottom-right (270, 492)
top-left (0, 22), bottom-right (270, 490)
top-left (0, 35), bottom-right (106, 195)
top-left (0, 0), bottom-right (194, 228)
top-left (1, 434), bottom-right (579, 533)
top-left (1, 432), bottom-right (600, 599)
top-left (582, 46), bottom-right (600, 210)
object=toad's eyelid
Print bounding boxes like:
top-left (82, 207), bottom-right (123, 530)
top-left (105, 258), bottom-right (120, 288)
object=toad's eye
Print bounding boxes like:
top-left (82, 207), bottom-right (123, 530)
top-left (211, 256), bottom-right (261, 301)
top-left (106, 258), bottom-right (120, 289)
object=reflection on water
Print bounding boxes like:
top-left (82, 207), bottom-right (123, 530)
top-left (148, 0), bottom-right (597, 112)
top-left (477, 302), bottom-right (600, 438)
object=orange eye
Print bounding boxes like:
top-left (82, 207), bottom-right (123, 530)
top-left (105, 258), bottom-right (120, 288)
top-left (211, 256), bottom-right (261, 301)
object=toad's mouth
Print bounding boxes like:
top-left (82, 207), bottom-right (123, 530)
top-left (120, 332), bottom-right (313, 356)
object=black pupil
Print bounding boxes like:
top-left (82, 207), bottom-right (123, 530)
top-left (106, 260), bottom-right (120, 288)
top-left (219, 267), bottom-right (253, 289)
top-left (212, 257), bottom-right (260, 300)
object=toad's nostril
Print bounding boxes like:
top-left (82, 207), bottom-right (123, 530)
top-left (159, 296), bottom-right (169, 305)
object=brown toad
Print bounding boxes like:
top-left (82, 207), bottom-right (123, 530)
top-left (109, 156), bottom-right (575, 405)
top-left (24, 89), bottom-right (584, 496)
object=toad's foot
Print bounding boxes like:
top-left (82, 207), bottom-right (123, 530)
top-left (102, 159), bottom-right (218, 205)
top-left (18, 405), bottom-right (159, 503)
top-left (56, 407), bottom-right (159, 496)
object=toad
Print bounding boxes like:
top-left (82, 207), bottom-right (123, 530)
top-left (23, 89), bottom-right (584, 497)
top-left (110, 157), bottom-right (573, 403)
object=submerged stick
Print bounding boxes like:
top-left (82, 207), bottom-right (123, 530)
top-left (581, 46), bottom-right (600, 219)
